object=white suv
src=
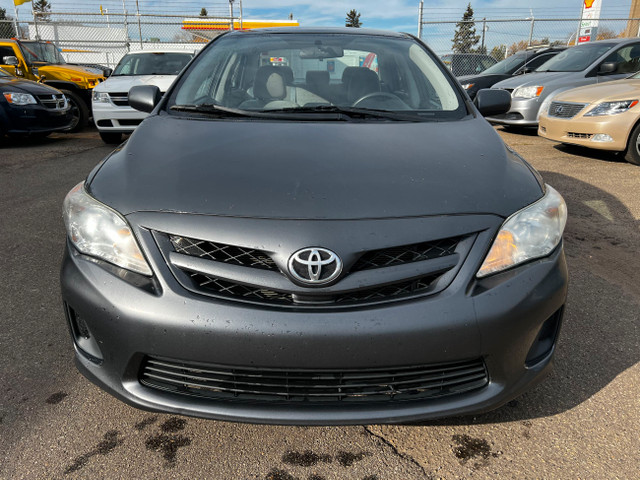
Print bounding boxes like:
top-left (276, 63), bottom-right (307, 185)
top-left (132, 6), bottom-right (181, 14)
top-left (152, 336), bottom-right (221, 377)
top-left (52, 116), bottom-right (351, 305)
top-left (92, 50), bottom-right (194, 143)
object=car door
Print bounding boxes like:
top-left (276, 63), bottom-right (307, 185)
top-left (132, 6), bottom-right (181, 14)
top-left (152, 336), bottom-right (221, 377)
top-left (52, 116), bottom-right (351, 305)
top-left (589, 43), bottom-right (640, 81)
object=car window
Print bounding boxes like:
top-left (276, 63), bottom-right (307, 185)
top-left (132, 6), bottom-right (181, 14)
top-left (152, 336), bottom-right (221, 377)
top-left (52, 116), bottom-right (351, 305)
top-left (523, 53), bottom-right (556, 71)
top-left (536, 42), bottom-right (614, 72)
top-left (171, 33), bottom-right (466, 118)
top-left (599, 43), bottom-right (640, 74)
top-left (483, 53), bottom-right (528, 74)
top-left (0, 46), bottom-right (17, 63)
top-left (112, 52), bottom-right (192, 76)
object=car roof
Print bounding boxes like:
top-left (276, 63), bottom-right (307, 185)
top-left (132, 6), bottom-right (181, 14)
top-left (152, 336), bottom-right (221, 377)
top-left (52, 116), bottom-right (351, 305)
top-left (226, 27), bottom-right (411, 38)
top-left (126, 49), bottom-right (196, 55)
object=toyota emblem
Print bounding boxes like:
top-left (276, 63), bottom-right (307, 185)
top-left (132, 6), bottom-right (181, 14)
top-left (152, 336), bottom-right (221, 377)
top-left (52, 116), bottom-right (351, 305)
top-left (288, 247), bottom-right (342, 285)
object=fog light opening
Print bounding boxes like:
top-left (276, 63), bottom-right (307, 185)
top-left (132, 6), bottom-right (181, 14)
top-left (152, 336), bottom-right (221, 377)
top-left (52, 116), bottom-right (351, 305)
top-left (525, 307), bottom-right (564, 367)
top-left (591, 133), bottom-right (614, 143)
top-left (64, 303), bottom-right (103, 363)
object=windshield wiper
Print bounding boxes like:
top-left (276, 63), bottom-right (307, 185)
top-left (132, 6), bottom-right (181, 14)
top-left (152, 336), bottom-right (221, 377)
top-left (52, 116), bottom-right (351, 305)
top-left (267, 105), bottom-right (426, 122)
top-left (170, 104), bottom-right (266, 118)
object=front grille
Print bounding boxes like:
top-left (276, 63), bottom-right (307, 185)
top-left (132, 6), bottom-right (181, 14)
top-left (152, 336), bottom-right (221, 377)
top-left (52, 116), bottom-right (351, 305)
top-left (191, 273), bottom-right (292, 304)
top-left (140, 356), bottom-right (488, 403)
top-left (548, 102), bottom-right (586, 119)
top-left (171, 235), bottom-right (278, 271)
top-left (36, 94), bottom-right (66, 109)
top-left (351, 237), bottom-right (459, 271)
top-left (108, 92), bottom-right (129, 106)
top-left (567, 132), bottom-right (593, 139)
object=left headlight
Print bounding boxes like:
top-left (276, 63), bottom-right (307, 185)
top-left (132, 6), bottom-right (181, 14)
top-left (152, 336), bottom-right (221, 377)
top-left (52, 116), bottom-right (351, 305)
top-left (63, 182), bottom-right (153, 276)
top-left (512, 85), bottom-right (544, 98)
top-left (92, 91), bottom-right (110, 103)
top-left (3, 92), bottom-right (37, 105)
top-left (477, 185), bottom-right (567, 278)
top-left (461, 83), bottom-right (474, 90)
top-left (584, 100), bottom-right (638, 116)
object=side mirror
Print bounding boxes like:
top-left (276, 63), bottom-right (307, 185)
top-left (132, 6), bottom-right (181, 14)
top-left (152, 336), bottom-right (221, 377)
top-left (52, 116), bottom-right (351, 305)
top-left (474, 88), bottom-right (511, 116)
top-left (521, 66), bottom-right (534, 74)
top-left (597, 62), bottom-right (617, 75)
top-left (2, 55), bottom-right (19, 66)
top-left (128, 85), bottom-right (162, 113)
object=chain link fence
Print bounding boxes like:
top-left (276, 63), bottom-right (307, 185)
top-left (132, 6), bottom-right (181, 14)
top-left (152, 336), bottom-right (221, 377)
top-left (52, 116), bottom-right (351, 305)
top-left (419, 17), bottom-right (640, 60)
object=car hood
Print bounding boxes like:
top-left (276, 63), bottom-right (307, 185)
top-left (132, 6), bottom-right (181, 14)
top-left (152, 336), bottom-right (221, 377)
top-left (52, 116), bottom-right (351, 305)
top-left (38, 64), bottom-right (104, 79)
top-left (88, 114), bottom-right (543, 220)
top-left (94, 75), bottom-right (178, 93)
top-left (554, 78), bottom-right (640, 103)
top-left (0, 76), bottom-right (61, 94)
top-left (493, 71), bottom-right (574, 89)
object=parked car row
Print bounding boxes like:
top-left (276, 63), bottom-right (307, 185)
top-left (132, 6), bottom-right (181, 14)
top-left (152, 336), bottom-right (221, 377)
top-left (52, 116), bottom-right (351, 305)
top-left (459, 38), bottom-right (640, 166)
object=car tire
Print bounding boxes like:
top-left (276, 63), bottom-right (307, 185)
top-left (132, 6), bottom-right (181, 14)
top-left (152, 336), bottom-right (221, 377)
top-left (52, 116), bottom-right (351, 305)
top-left (61, 90), bottom-right (89, 132)
top-left (624, 123), bottom-right (640, 166)
top-left (99, 131), bottom-right (122, 144)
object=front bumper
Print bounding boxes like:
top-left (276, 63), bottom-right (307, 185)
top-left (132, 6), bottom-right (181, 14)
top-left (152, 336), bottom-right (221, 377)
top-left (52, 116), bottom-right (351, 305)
top-left (486, 96), bottom-right (542, 127)
top-left (2, 104), bottom-right (72, 134)
top-left (60, 223), bottom-right (568, 425)
top-left (92, 101), bottom-right (146, 133)
top-left (538, 112), bottom-right (633, 151)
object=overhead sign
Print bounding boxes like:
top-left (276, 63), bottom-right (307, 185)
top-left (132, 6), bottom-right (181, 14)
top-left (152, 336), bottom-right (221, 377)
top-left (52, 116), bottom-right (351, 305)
top-left (578, 0), bottom-right (603, 43)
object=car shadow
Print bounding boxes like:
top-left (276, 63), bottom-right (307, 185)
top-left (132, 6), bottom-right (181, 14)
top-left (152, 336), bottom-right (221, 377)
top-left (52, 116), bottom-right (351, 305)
top-left (409, 171), bottom-right (640, 426)
top-left (553, 143), bottom-right (627, 164)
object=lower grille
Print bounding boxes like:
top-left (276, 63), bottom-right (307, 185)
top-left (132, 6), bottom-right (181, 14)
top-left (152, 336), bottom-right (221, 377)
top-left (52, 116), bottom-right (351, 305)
top-left (567, 132), bottom-right (593, 139)
top-left (140, 356), bottom-right (488, 403)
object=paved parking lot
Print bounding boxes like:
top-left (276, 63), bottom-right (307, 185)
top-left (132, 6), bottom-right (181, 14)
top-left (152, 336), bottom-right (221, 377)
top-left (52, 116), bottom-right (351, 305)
top-left (1, 127), bottom-right (638, 479)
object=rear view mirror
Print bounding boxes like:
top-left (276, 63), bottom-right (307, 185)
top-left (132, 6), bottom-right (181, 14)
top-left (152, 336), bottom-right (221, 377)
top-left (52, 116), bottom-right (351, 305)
top-left (2, 56), bottom-right (19, 66)
top-left (300, 46), bottom-right (344, 59)
top-left (128, 85), bottom-right (162, 113)
top-left (597, 62), bottom-right (617, 75)
top-left (474, 89), bottom-right (511, 116)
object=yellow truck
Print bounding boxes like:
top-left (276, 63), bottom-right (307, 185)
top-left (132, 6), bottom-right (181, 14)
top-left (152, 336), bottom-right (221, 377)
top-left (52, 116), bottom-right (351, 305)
top-left (0, 38), bottom-right (106, 130)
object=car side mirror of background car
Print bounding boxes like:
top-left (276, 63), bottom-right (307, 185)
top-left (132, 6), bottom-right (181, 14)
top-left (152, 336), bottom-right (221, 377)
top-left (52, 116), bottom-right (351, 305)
top-left (129, 85), bottom-right (162, 113)
top-left (520, 66), bottom-right (534, 74)
top-left (2, 55), bottom-right (19, 66)
top-left (474, 89), bottom-right (511, 116)
top-left (597, 62), bottom-right (618, 75)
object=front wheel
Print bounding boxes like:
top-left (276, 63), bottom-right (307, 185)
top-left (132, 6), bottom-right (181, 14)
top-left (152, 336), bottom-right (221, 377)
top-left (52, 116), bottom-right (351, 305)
top-left (60, 90), bottom-right (89, 132)
top-left (624, 123), bottom-right (640, 166)
top-left (99, 131), bottom-right (122, 144)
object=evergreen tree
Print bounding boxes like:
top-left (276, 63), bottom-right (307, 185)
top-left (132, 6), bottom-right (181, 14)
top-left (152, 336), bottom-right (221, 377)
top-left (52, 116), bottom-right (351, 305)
top-left (200, 8), bottom-right (208, 16)
top-left (0, 7), bottom-right (17, 38)
top-left (345, 9), bottom-right (362, 28)
top-left (451, 3), bottom-right (479, 53)
top-left (33, 0), bottom-right (52, 22)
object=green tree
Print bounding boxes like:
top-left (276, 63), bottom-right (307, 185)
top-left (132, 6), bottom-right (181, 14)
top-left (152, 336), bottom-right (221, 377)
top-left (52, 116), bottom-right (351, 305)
top-left (33, 0), bottom-right (52, 22)
top-left (200, 7), bottom-right (208, 16)
top-left (490, 45), bottom-right (506, 62)
top-left (345, 9), bottom-right (362, 28)
top-left (451, 3), bottom-right (479, 53)
top-left (0, 7), bottom-right (17, 38)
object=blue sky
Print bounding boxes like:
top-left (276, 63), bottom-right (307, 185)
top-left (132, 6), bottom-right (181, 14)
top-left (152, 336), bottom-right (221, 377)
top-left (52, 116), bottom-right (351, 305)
top-left (2, 0), bottom-right (634, 33)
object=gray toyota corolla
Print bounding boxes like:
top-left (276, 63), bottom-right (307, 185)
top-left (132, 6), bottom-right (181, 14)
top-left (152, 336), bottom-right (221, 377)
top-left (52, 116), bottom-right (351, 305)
top-left (60, 28), bottom-right (568, 425)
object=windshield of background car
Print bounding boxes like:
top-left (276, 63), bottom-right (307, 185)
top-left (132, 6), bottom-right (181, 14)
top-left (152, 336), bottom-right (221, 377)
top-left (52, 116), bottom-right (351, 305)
top-left (20, 42), bottom-right (66, 64)
top-left (169, 33), bottom-right (466, 118)
top-left (112, 52), bottom-right (193, 76)
top-left (482, 52), bottom-right (528, 74)
top-left (536, 43), bottom-right (614, 72)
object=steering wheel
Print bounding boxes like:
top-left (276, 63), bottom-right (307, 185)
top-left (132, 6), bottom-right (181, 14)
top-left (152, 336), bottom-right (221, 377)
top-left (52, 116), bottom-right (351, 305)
top-left (352, 92), bottom-right (410, 109)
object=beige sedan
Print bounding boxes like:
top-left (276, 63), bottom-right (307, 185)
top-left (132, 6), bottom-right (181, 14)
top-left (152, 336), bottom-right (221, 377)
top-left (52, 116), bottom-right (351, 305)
top-left (538, 73), bottom-right (640, 165)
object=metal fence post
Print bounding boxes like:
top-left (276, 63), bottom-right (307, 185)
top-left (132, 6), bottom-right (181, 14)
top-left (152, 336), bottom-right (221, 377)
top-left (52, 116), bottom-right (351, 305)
top-left (418, 1), bottom-right (424, 39)
top-left (528, 16), bottom-right (535, 46)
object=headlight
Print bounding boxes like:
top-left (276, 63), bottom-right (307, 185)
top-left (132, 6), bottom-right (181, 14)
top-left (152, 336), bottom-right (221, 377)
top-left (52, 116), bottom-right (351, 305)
top-left (512, 86), bottom-right (544, 98)
top-left (584, 100), bottom-right (638, 116)
top-left (461, 83), bottom-right (474, 90)
top-left (477, 185), bottom-right (567, 278)
top-left (63, 182), bottom-right (153, 276)
top-left (3, 92), bottom-right (37, 105)
top-left (92, 91), bottom-right (110, 103)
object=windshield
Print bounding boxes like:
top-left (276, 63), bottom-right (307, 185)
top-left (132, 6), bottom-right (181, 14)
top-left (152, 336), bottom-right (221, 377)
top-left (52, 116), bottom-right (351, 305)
top-left (112, 52), bottom-right (193, 76)
top-left (169, 32), bottom-right (466, 119)
top-left (482, 52), bottom-right (528, 74)
top-left (20, 42), bottom-right (66, 65)
top-left (536, 43), bottom-right (613, 72)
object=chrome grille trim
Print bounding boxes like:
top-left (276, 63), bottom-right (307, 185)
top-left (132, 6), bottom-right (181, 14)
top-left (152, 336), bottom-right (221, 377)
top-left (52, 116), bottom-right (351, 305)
top-left (548, 102), bottom-right (586, 119)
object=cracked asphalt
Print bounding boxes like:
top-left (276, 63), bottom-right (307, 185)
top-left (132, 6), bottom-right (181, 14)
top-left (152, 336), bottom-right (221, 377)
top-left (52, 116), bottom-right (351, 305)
top-left (1, 126), bottom-right (638, 479)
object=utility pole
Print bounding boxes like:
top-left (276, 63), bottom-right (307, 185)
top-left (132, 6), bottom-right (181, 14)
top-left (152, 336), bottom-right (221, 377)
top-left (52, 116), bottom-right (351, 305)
top-left (624, 0), bottom-right (640, 38)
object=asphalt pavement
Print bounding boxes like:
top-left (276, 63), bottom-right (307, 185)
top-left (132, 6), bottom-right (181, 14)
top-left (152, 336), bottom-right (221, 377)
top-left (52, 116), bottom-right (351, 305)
top-left (0, 127), bottom-right (638, 479)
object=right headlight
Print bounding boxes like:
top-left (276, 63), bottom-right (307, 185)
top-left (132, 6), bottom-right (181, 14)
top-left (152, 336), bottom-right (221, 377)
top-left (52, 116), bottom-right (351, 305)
top-left (63, 182), bottom-right (153, 276)
top-left (477, 185), bottom-right (567, 278)
top-left (92, 91), bottom-right (110, 103)
top-left (512, 85), bottom-right (544, 98)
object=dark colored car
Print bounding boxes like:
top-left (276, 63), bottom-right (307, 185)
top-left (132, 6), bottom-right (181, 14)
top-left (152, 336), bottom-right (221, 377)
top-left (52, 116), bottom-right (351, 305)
top-left (440, 53), bottom-right (497, 77)
top-left (458, 47), bottom-right (566, 100)
top-left (0, 67), bottom-right (72, 138)
top-left (60, 28), bottom-right (568, 425)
